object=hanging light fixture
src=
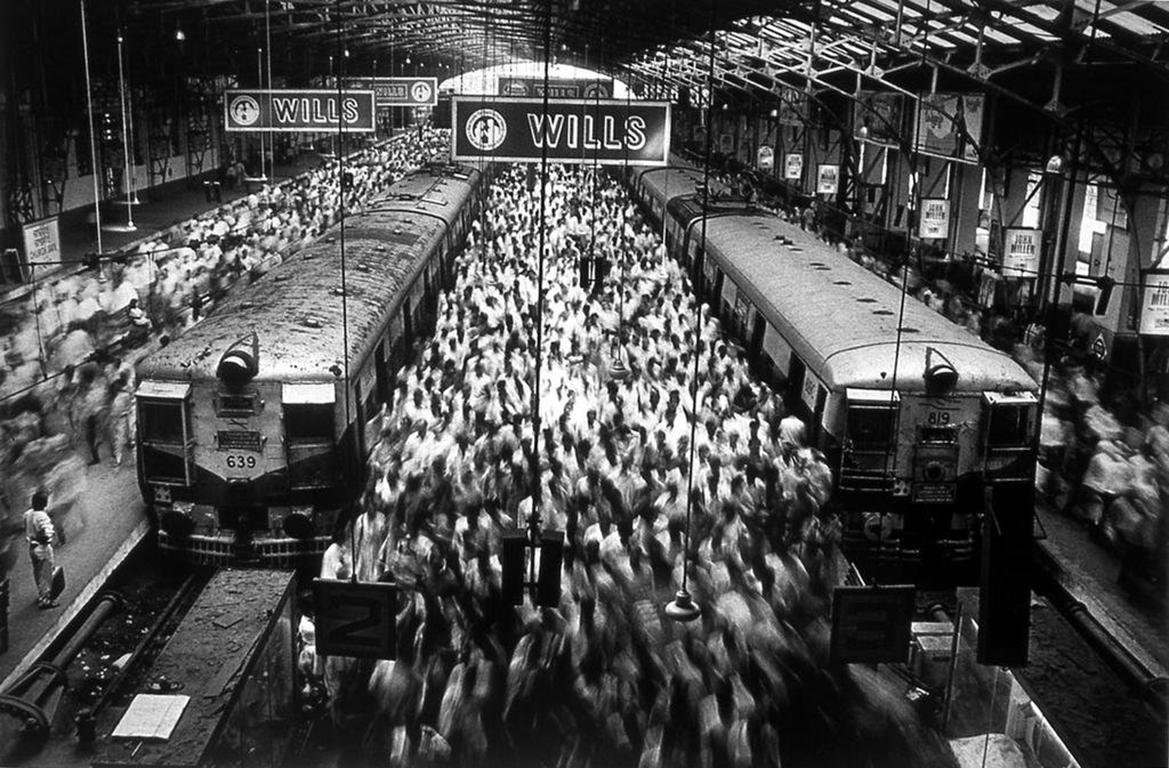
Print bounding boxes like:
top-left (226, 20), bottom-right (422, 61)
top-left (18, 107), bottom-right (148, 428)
top-left (664, 17), bottom-right (719, 626)
top-left (104, 30), bottom-right (137, 232)
top-left (79, 0), bottom-right (104, 252)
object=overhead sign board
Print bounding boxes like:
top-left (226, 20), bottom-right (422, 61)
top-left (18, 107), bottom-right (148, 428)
top-left (784, 152), bottom-right (804, 181)
top-left (21, 216), bottom-right (61, 271)
top-left (224, 89), bottom-right (376, 133)
top-left (1139, 269), bottom-right (1169, 336)
top-left (345, 77), bottom-right (438, 107)
top-left (313, 578), bottom-right (397, 659)
top-left (1002, 228), bottom-right (1041, 278)
top-left (829, 585), bottom-right (916, 664)
top-left (498, 76), bottom-right (613, 99)
top-left (918, 198), bottom-right (950, 239)
top-left (757, 145), bottom-right (774, 171)
top-left (451, 96), bottom-right (670, 166)
top-left (817, 164), bottom-right (839, 195)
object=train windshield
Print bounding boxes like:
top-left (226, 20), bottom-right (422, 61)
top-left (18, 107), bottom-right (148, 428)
top-left (285, 405), bottom-right (333, 443)
top-left (139, 400), bottom-right (186, 444)
top-left (983, 392), bottom-right (1038, 448)
top-left (987, 404), bottom-right (1031, 447)
top-left (135, 381), bottom-right (191, 445)
top-left (847, 407), bottom-right (896, 448)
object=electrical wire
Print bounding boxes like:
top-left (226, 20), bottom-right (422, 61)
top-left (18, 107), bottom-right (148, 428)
top-left (679, 11), bottom-right (719, 597)
top-left (334, 0), bottom-right (356, 582)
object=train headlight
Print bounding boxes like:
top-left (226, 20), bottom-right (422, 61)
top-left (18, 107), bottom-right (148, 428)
top-left (282, 506), bottom-right (314, 539)
top-left (924, 346), bottom-right (959, 394)
top-left (924, 461), bottom-right (945, 482)
top-left (161, 501), bottom-right (195, 538)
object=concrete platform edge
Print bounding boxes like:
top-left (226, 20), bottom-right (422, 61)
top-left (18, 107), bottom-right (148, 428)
top-left (1034, 537), bottom-right (1168, 682)
top-left (0, 519), bottom-right (150, 692)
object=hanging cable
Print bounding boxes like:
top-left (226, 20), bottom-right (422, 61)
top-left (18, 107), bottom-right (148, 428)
top-left (265, 0), bottom-right (274, 179)
top-left (79, 0), bottom-right (103, 252)
top-left (667, 12), bottom-right (718, 624)
top-left (333, 0), bottom-right (355, 581)
top-left (528, 0), bottom-right (554, 545)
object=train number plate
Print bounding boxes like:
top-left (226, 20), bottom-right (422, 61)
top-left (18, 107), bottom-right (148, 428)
top-left (913, 483), bottom-right (956, 504)
top-left (218, 430), bottom-right (262, 452)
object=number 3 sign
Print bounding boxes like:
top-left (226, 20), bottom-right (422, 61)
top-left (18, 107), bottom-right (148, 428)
top-left (313, 578), bottom-right (398, 659)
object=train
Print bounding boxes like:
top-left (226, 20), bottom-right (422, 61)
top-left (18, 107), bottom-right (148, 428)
top-left (627, 160), bottom-right (1039, 587)
top-left (134, 161), bottom-right (487, 565)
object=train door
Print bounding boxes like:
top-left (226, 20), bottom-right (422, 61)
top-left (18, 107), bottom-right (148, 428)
top-left (282, 382), bottom-right (338, 492)
top-left (402, 296), bottom-right (414, 344)
top-left (787, 353), bottom-right (806, 408)
top-left (749, 313), bottom-right (766, 362)
top-left (136, 381), bottom-right (194, 490)
top-left (375, 341), bottom-right (390, 406)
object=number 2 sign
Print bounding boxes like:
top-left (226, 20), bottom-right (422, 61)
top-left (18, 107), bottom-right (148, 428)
top-left (313, 578), bottom-right (398, 659)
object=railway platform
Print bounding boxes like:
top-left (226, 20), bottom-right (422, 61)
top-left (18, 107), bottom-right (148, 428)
top-left (2, 152), bottom-right (324, 295)
top-left (1035, 502), bottom-right (1167, 679)
top-left (0, 461), bottom-right (147, 691)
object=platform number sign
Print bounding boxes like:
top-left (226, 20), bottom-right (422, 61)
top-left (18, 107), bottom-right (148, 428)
top-left (830, 584), bottom-right (916, 664)
top-left (313, 578), bottom-right (397, 659)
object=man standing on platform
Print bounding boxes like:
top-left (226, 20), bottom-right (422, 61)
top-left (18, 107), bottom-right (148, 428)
top-left (24, 491), bottom-right (57, 609)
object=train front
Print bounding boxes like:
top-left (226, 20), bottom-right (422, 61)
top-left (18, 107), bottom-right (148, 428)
top-left (135, 331), bottom-right (344, 567)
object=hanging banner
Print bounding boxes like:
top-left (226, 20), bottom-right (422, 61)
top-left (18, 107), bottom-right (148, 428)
top-left (498, 77), bottom-right (613, 99)
top-left (757, 145), bottom-right (775, 171)
top-left (450, 96), bottom-right (670, 165)
top-left (918, 198), bottom-right (950, 239)
top-left (817, 164), bottom-right (839, 195)
top-left (1002, 228), bottom-right (1042, 278)
top-left (1139, 269), bottom-right (1169, 336)
top-left (915, 93), bottom-right (960, 157)
top-left (344, 77), bottom-right (438, 107)
top-left (784, 152), bottom-right (804, 181)
top-left (224, 89), bottom-right (376, 132)
top-left (21, 216), bottom-right (61, 270)
top-left (962, 94), bottom-right (985, 161)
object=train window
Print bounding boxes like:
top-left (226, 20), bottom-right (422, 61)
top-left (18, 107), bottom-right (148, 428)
top-left (285, 405), bottom-right (333, 444)
top-left (139, 400), bottom-right (187, 445)
top-left (847, 407), bottom-right (896, 447)
top-left (844, 389), bottom-right (901, 450)
top-left (987, 405), bottom-right (1030, 447)
top-left (983, 392), bottom-right (1037, 448)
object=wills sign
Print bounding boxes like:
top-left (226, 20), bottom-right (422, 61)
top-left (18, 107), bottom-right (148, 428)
top-left (451, 97), bottom-right (670, 165)
top-left (224, 89), bottom-right (376, 132)
top-left (498, 77), bottom-right (613, 99)
top-left (344, 77), bottom-right (438, 107)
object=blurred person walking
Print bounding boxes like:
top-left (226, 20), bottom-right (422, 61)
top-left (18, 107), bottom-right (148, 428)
top-left (108, 374), bottom-right (135, 467)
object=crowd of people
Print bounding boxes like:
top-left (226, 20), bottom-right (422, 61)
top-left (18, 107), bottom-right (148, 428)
top-left (0, 128), bottom-right (452, 586)
top-left (302, 164), bottom-right (955, 768)
top-left (1037, 359), bottom-right (1169, 592)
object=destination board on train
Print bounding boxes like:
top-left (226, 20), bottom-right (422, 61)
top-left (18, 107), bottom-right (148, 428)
top-left (451, 96), bottom-right (670, 165)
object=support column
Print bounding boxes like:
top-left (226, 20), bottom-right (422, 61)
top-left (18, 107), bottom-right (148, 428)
top-left (1115, 187), bottom-right (1165, 337)
top-left (1052, 172), bottom-right (1087, 306)
top-left (950, 162), bottom-right (983, 257)
top-left (886, 149), bottom-right (913, 232)
top-left (999, 165), bottom-right (1033, 228)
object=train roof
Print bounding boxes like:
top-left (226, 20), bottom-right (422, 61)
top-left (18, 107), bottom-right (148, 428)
top-left (138, 164), bottom-right (480, 385)
top-left (637, 160), bottom-right (731, 210)
top-left (701, 214), bottom-right (1037, 394)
